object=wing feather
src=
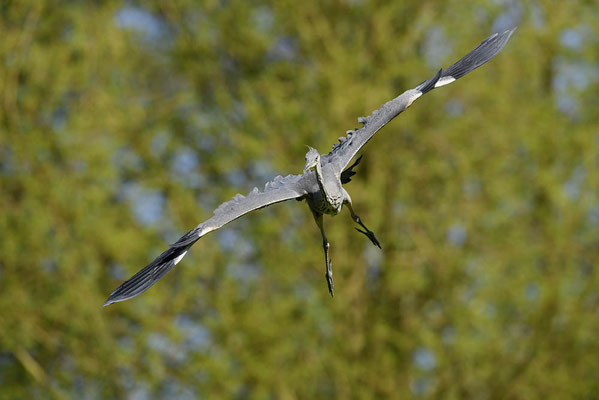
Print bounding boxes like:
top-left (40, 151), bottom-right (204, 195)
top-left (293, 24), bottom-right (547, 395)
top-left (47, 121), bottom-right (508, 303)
top-left (103, 173), bottom-right (308, 305)
top-left (324, 28), bottom-right (516, 171)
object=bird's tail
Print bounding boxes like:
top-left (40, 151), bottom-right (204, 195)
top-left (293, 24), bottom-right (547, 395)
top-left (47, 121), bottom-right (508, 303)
top-left (103, 242), bottom-right (193, 306)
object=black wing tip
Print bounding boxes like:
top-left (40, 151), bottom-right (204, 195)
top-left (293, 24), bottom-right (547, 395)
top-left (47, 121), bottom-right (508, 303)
top-left (437, 26), bottom-right (516, 84)
top-left (102, 296), bottom-right (121, 307)
top-left (102, 245), bottom-right (190, 307)
top-left (483, 27), bottom-right (517, 47)
top-left (494, 26), bottom-right (517, 49)
top-left (418, 68), bottom-right (443, 94)
top-left (415, 27), bottom-right (516, 93)
top-left (501, 26), bottom-right (517, 47)
top-left (472, 26), bottom-right (516, 58)
top-left (103, 286), bottom-right (143, 306)
top-left (102, 273), bottom-right (163, 307)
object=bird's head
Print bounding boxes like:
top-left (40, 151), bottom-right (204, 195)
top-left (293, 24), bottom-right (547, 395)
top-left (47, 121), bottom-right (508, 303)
top-left (303, 146), bottom-right (321, 173)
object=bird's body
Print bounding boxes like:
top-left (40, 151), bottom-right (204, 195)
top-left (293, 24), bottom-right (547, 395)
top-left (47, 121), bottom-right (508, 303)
top-left (306, 182), bottom-right (346, 216)
top-left (305, 157), bottom-right (346, 216)
top-left (104, 28), bottom-right (516, 306)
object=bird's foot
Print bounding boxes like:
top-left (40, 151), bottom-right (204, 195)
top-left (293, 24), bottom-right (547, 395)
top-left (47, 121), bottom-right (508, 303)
top-left (355, 227), bottom-right (382, 249)
top-left (325, 260), bottom-right (334, 297)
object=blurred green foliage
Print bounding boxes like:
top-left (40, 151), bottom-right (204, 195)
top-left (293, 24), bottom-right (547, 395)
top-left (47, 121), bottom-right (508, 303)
top-left (1, 0), bottom-right (599, 398)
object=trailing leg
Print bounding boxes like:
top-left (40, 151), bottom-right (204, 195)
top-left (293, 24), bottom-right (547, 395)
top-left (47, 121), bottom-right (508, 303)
top-left (345, 202), bottom-right (381, 249)
top-left (313, 212), bottom-right (334, 297)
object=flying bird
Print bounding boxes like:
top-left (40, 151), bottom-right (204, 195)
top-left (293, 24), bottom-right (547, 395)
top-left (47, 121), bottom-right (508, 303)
top-left (104, 28), bottom-right (515, 306)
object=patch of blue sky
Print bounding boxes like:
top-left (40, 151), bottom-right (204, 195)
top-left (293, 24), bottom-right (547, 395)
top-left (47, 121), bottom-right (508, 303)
top-left (413, 347), bottom-right (437, 371)
top-left (114, 6), bottom-right (168, 44)
top-left (491, 1), bottom-right (522, 33)
top-left (586, 204), bottom-right (599, 227)
top-left (445, 98), bottom-right (464, 118)
top-left (462, 177), bottom-right (481, 199)
top-left (560, 25), bottom-right (591, 51)
top-left (0, 146), bottom-right (14, 176)
top-left (530, 1), bottom-right (546, 29)
top-left (217, 229), bottom-right (255, 260)
top-left (51, 106), bottom-right (68, 132)
top-left (561, 29), bottom-right (583, 50)
top-left (40, 258), bottom-right (57, 274)
top-left (562, 164), bottom-right (586, 201)
top-left (129, 385), bottom-right (150, 400)
top-left (249, 160), bottom-right (276, 183)
top-left (150, 131), bottom-right (170, 158)
top-left (553, 57), bottom-right (597, 118)
top-left (171, 148), bottom-right (206, 188)
top-left (159, 383), bottom-right (196, 400)
top-left (147, 332), bottom-right (186, 364)
top-left (441, 325), bottom-right (456, 345)
top-left (364, 244), bottom-right (382, 287)
top-left (253, 5), bottom-right (273, 33)
top-left (122, 182), bottom-right (165, 226)
top-left (484, 302), bottom-right (497, 319)
top-left (108, 263), bottom-right (126, 281)
top-left (226, 168), bottom-right (247, 187)
top-left (227, 262), bottom-right (262, 288)
top-left (423, 27), bottom-right (451, 70)
top-left (231, 101), bottom-right (248, 124)
top-left (553, 59), bottom-right (593, 92)
top-left (113, 146), bottom-right (144, 173)
top-left (410, 376), bottom-right (435, 397)
top-left (447, 222), bottom-right (467, 247)
top-left (266, 37), bottom-right (299, 62)
top-left (175, 315), bottom-right (212, 350)
top-left (525, 281), bottom-right (540, 301)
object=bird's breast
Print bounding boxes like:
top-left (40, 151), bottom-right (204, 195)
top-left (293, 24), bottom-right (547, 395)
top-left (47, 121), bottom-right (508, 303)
top-left (307, 189), bottom-right (343, 216)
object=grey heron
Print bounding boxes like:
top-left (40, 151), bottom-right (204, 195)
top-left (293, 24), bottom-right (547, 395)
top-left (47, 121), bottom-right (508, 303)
top-left (104, 28), bottom-right (515, 306)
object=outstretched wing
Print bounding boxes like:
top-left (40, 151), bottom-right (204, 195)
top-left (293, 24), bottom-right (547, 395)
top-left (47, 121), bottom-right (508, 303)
top-left (324, 28), bottom-right (516, 171)
top-left (104, 174), bottom-right (309, 306)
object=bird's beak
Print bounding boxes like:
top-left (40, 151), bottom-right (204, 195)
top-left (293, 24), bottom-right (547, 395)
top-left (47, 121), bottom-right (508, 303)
top-left (303, 161), bottom-right (316, 174)
top-left (303, 145), bottom-right (318, 173)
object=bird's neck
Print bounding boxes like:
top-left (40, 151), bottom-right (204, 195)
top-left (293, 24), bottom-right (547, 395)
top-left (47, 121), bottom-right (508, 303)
top-left (314, 159), bottom-right (335, 203)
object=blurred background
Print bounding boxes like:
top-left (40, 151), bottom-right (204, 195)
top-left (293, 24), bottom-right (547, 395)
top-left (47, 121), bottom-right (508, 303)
top-left (1, 0), bottom-right (599, 398)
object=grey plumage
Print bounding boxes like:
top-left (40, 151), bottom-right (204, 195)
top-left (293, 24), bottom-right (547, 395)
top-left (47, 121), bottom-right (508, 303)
top-left (325, 28), bottom-right (516, 173)
top-left (104, 28), bottom-right (515, 306)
